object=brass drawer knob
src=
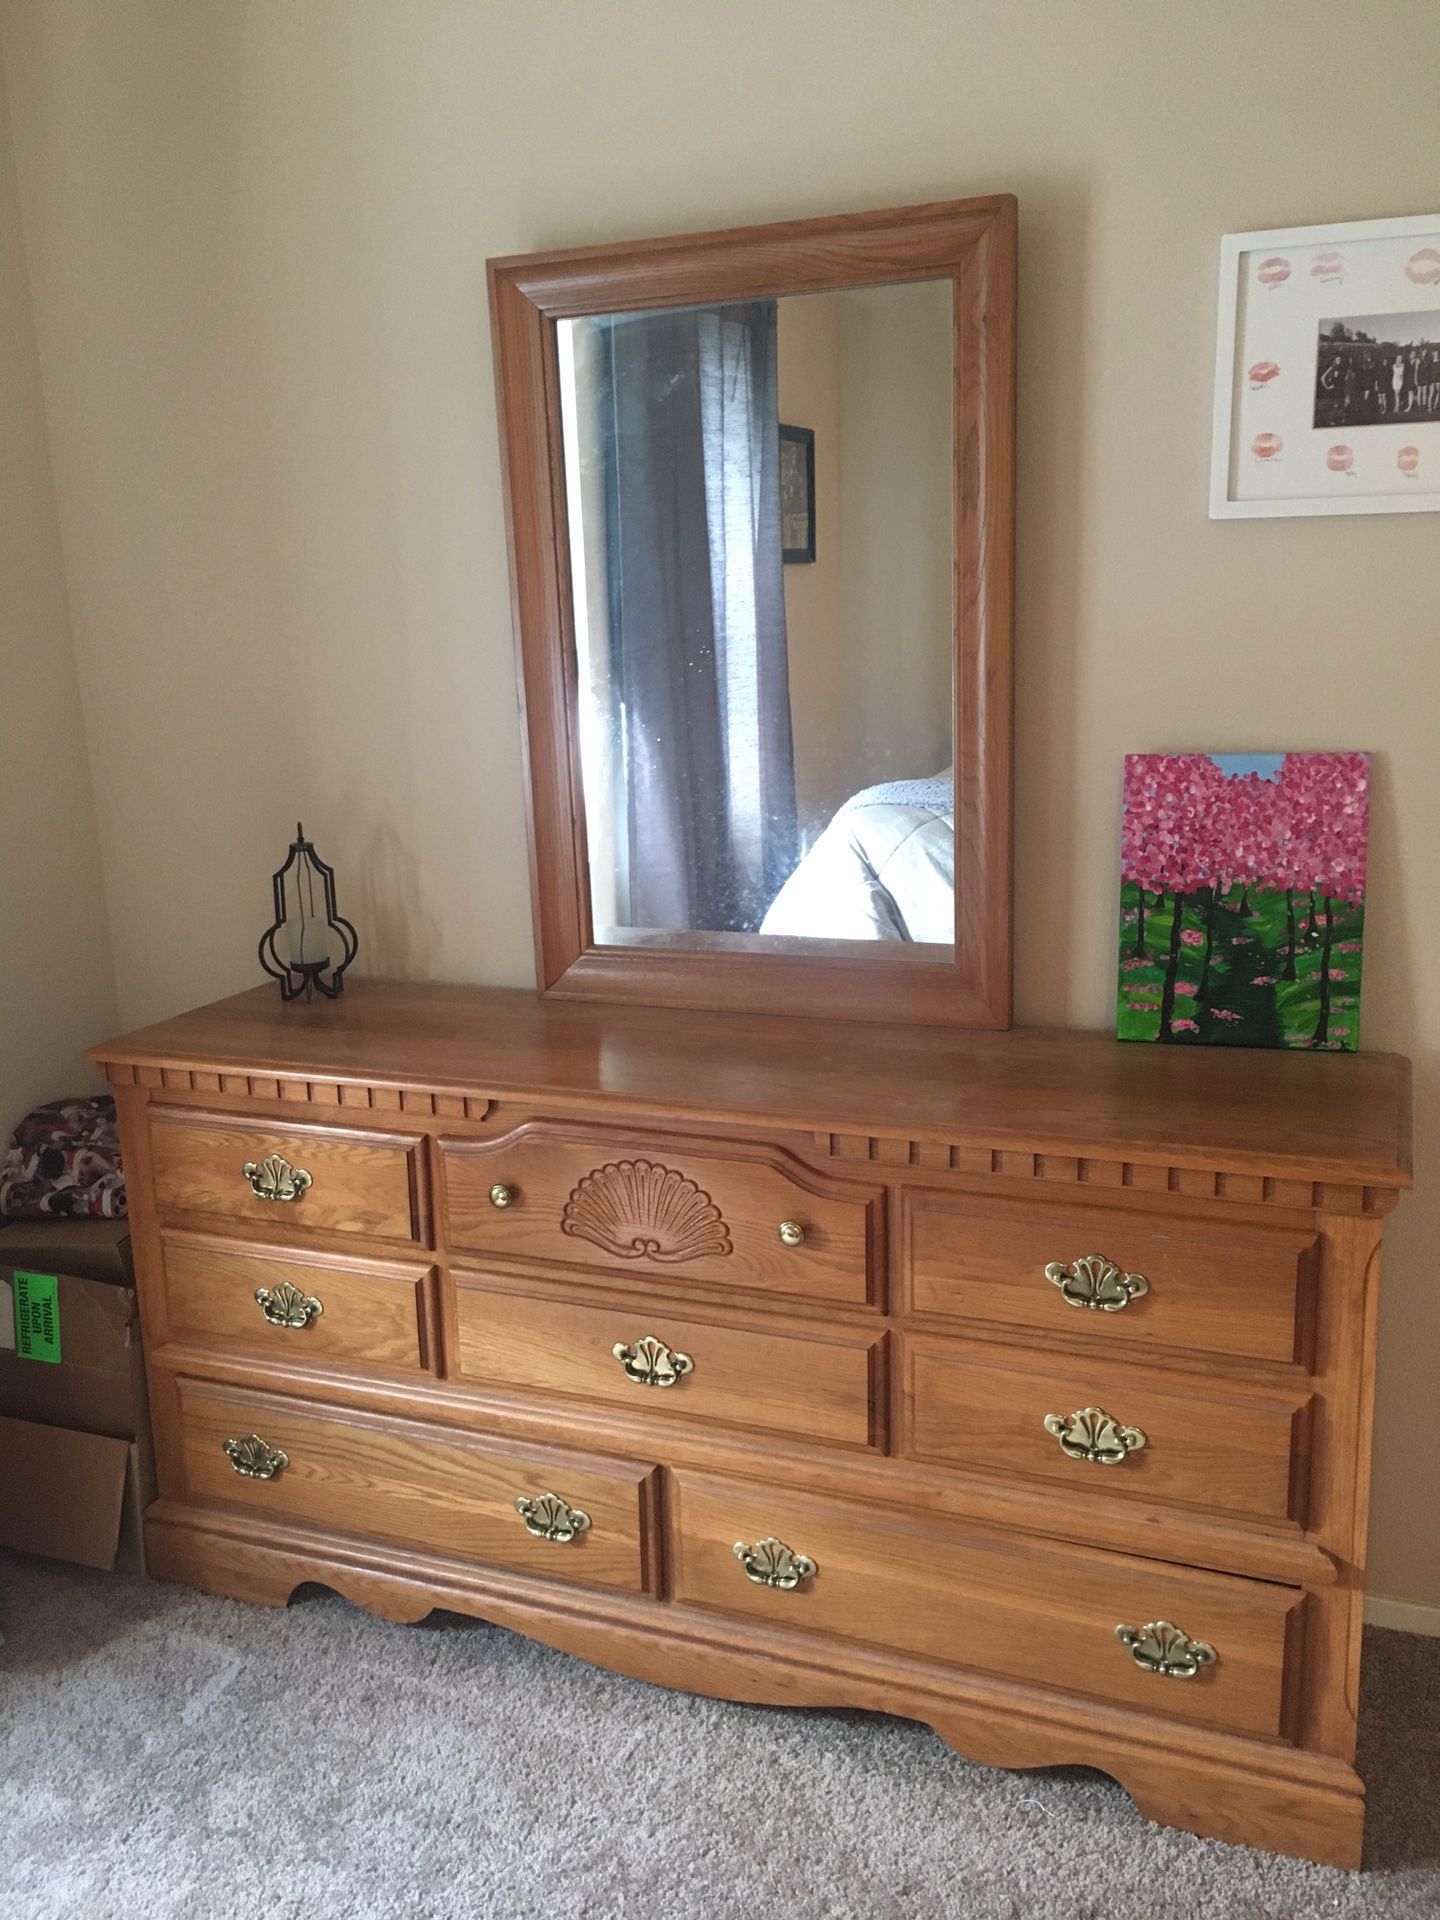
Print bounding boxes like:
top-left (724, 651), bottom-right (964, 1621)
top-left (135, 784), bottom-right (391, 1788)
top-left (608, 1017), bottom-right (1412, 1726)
top-left (243, 1153), bottom-right (312, 1203)
top-left (1115, 1620), bottom-right (1217, 1679)
top-left (223, 1433), bottom-right (290, 1480)
top-left (488, 1183), bottom-right (516, 1209)
top-left (777, 1220), bottom-right (806, 1248)
top-left (612, 1334), bottom-right (693, 1387)
top-left (1045, 1253), bottom-right (1149, 1313)
top-left (733, 1536), bottom-right (817, 1590)
top-left (1043, 1406), bottom-right (1147, 1466)
top-left (515, 1491), bottom-right (591, 1542)
top-left (254, 1280), bottom-right (324, 1329)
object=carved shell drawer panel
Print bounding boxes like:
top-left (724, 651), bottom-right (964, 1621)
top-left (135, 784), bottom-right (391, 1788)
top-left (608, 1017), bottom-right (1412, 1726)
top-left (452, 1275), bottom-right (883, 1450)
top-left (149, 1107), bottom-right (426, 1248)
top-left (906, 1337), bottom-right (1312, 1526)
top-left (905, 1193), bottom-right (1317, 1366)
top-left (154, 1232), bottom-right (435, 1376)
top-left (172, 1376), bottom-right (658, 1595)
top-left (441, 1125), bottom-right (882, 1307)
top-left (668, 1469), bottom-right (1303, 1741)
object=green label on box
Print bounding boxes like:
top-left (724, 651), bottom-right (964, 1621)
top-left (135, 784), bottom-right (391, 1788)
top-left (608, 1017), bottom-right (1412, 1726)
top-left (13, 1270), bottom-right (61, 1363)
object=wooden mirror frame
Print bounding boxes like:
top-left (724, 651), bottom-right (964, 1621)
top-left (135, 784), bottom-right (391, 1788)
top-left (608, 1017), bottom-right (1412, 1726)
top-left (488, 194), bottom-right (1015, 1029)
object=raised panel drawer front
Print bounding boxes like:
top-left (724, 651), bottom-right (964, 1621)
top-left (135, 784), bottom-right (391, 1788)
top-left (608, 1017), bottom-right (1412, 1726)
top-left (452, 1277), bottom-right (880, 1450)
top-left (442, 1125), bottom-right (879, 1307)
top-left (906, 1194), bottom-right (1313, 1364)
top-left (158, 1233), bottom-right (431, 1374)
top-left (149, 1108), bottom-right (423, 1245)
top-left (907, 1337), bottom-right (1309, 1525)
top-left (670, 1471), bottom-right (1300, 1739)
top-left (174, 1378), bottom-right (655, 1593)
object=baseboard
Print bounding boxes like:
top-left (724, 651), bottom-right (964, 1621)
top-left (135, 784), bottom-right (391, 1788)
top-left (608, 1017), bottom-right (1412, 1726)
top-left (1365, 1593), bottom-right (1440, 1636)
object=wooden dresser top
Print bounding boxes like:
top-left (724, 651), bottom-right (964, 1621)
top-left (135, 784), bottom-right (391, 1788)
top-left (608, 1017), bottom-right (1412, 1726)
top-left (90, 981), bottom-right (1411, 1193)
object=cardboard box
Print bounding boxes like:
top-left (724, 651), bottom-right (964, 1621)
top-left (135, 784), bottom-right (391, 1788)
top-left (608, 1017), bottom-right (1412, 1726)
top-left (0, 1219), bottom-right (155, 1572)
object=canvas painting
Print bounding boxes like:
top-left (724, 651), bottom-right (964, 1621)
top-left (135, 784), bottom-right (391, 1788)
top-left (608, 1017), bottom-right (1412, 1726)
top-left (1118, 752), bottom-right (1369, 1050)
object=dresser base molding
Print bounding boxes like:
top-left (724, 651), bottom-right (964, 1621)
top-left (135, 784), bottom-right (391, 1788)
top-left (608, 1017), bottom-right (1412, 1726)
top-left (144, 1502), bottom-right (1367, 1869)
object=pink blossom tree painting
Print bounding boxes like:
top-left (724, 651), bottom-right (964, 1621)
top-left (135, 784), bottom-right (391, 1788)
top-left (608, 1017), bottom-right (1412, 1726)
top-left (1118, 753), bottom-right (1369, 1050)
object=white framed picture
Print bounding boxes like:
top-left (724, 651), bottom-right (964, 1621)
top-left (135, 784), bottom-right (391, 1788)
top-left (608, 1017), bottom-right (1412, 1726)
top-left (1210, 213), bottom-right (1440, 518)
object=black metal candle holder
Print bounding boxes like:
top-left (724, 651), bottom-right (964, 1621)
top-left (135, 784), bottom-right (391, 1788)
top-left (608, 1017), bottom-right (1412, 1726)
top-left (259, 823), bottom-right (358, 1002)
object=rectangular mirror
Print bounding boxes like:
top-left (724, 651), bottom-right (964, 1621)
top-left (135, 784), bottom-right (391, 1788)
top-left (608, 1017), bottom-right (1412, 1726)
top-left (490, 197), bottom-right (1014, 1026)
top-left (557, 281), bottom-right (955, 952)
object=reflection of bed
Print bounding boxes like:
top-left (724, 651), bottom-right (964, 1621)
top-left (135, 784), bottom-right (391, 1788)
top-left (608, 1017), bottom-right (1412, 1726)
top-left (760, 774), bottom-right (954, 942)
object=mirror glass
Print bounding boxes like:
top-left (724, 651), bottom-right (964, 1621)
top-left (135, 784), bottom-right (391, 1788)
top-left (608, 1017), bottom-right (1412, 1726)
top-left (556, 279), bottom-right (953, 954)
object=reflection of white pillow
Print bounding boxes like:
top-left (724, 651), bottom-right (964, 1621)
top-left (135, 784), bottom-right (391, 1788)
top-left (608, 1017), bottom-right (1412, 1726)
top-left (761, 789), bottom-right (955, 943)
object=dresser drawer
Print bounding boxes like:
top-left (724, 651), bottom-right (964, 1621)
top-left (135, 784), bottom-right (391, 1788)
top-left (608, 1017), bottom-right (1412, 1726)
top-left (149, 1108), bottom-right (425, 1246)
top-left (441, 1126), bottom-right (880, 1307)
top-left (452, 1276), bottom-right (881, 1450)
top-left (157, 1233), bottom-right (433, 1374)
top-left (905, 1195), bottom-right (1314, 1365)
top-left (172, 1378), bottom-right (656, 1593)
top-left (906, 1337), bottom-right (1309, 1525)
top-left (669, 1471), bottom-right (1302, 1739)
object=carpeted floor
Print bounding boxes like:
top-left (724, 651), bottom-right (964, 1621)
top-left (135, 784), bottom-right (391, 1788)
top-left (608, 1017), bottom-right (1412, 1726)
top-left (1, 1550), bottom-right (1437, 1920)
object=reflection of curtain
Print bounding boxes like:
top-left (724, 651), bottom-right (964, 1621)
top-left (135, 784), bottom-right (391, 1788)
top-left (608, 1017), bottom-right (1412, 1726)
top-left (596, 301), bottom-right (797, 932)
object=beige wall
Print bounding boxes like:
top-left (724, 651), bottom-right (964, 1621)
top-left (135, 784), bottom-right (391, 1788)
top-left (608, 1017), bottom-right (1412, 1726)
top-left (2, 1), bottom-right (1437, 1610)
top-left (778, 292), bottom-right (846, 836)
top-left (0, 45), bottom-right (115, 1134)
top-left (780, 282), bottom-right (952, 838)
top-left (833, 281), bottom-right (952, 790)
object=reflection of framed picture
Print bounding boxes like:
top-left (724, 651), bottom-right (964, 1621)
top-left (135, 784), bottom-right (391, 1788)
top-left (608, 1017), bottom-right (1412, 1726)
top-left (778, 422), bottom-right (816, 562)
top-left (1211, 213), bottom-right (1440, 518)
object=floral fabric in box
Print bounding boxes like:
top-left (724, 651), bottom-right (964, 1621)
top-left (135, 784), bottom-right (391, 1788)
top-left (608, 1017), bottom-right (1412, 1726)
top-left (1118, 752), bottom-right (1368, 1051)
top-left (0, 1094), bottom-right (127, 1218)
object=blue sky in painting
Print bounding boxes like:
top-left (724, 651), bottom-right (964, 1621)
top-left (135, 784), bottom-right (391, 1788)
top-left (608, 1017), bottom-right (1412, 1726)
top-left (1208, 753), bottom-right (1285, 781)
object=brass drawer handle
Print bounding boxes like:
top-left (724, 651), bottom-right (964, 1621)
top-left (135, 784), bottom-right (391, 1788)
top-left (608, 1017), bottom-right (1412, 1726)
top-left (777, 1220), bottom-right (806, 1248)
top-left (243, 1153), bottom-right (313, 1203)
top-left (515, 1491), bottom-right (591, 1542)
top-left (734, 1536), bottom-right (817, 1590)
top-left (489, 1183), bottom-right (516, 1209)
top-left (1043, 1406), bottom-right (1147, 1465)
top-left (223, 1433), bottom-right (289, 1480)
top-left (1116, 1620), bottom-right (1217, 1678)
top-left (1045, 1253), bottom-right (1149, 1312)
top-left (612, 1334), bottom-right (693, 1387)
top-left (254, 1280), bottom-right (323, 1329)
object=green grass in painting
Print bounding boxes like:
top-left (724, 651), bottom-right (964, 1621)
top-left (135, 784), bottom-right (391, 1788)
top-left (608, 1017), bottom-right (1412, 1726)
top-left (1116, 883), bottom-right (1364, 1051)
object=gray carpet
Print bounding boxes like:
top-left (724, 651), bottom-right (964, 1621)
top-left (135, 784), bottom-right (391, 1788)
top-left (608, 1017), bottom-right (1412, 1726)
top-left (1, 1549), bottom-right (1437, 1920)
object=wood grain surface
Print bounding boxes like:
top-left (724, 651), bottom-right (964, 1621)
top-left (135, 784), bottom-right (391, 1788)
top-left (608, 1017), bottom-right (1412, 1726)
top-left (156, 1233), bottom-right (434, 1375)
top-left (668, 1468), bottom-right (1302, 1740)
top-left (905, 1334), bottom-right (1309, 1523)
top-left (90, 981), bottom-right (1411, 1193)
top-left (173, 1375), bottom-right (657, 1595)
top-left (148, 1104), bottom-right (425, 1244)
top-left (905, 1190), bottom-right (1317, 1362)
top-left (452, 1274), bottom-right (883, 1451)
top-left (441, 1123), bottom-right (881, 1306)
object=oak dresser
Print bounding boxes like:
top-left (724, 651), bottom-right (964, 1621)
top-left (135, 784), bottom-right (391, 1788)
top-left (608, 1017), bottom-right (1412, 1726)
top-left (91, 980), bottom-right (1411, 1866)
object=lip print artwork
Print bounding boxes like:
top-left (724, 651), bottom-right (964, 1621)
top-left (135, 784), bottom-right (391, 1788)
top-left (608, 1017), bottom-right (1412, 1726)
top-left (1118, 753), bottom-right (1369, 1051)
top-left (1215, 216), bottom-right (1440, 516)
